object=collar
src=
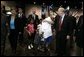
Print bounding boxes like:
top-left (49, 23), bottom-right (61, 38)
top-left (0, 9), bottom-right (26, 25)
top-left (62, 14), bottom-right (65, 19)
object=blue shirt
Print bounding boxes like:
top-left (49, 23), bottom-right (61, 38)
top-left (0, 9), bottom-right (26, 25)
top-left (10, 17), bottom-right (15, 29)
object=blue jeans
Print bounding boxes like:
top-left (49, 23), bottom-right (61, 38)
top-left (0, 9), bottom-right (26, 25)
top-left (44, 36), bottom-right (52, 46)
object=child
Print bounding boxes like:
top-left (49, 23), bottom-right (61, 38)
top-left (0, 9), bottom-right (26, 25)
top-left (41, 16), bottom-right (54, 55)
top-left (25, 19), bottom-right (35, 49)
top-left (34, 19), bottom-right (42, 49)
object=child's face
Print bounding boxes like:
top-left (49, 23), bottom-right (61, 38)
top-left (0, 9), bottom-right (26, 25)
top-left (30, 20), bottom-right (34, 23)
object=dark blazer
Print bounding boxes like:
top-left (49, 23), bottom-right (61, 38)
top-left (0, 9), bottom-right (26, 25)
top-left (69, 16), bottom-right (76, 35)
top-left (53, 15), bottom-right (74, 36)
top-left (17, 14), bottom-right (27, 32)
top-left (53, 15), bottom-right (75, 55)
top-left (70, 16), bottom-right (76, 30)
top-left (75, 15), bottom-right (83, 48)
top-left (1, 13), bottom-right (7, 36)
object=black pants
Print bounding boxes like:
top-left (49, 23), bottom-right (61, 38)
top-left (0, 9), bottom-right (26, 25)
top-left (28, 33), bottom-right (35, 45)
top-left (56, 32), bottom-right (67, 56)
top-left (8, 29), bottom-right (18, 53)
top-left (1, 33), bottom-right (6, 55)
top-left (70, 35), bottom-right (74, 48)
top-left (18, 31), bottom-right (23, 45)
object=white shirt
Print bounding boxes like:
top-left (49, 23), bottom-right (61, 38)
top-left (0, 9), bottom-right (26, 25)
top-left (61, 14), bottom-right (65, 24)
top-left (41, 17), bottom-right (53, 41)
top-left (18, 13), bottom-right (22, 17)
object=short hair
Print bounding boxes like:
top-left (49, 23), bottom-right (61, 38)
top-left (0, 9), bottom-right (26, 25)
top-left (58, 7), bottom-right (65, 12)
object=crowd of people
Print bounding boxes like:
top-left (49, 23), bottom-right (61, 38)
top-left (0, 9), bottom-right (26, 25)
top-left (1, 4), bottom-right (83, 56)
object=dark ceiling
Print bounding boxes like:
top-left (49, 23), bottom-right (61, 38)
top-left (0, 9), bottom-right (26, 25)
top-left (15, 0), bottom-right (83, 9)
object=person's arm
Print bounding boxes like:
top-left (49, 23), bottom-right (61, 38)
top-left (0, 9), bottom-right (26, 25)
top-left (43, 18), bottom-right (53, 24)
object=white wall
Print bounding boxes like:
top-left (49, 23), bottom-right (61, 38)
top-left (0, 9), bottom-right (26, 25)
top-left (25, 5), bottom-right (42, 19)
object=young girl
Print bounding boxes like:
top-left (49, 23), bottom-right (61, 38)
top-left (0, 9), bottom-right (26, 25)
top-left (25, 19), bottom-right (35, 49)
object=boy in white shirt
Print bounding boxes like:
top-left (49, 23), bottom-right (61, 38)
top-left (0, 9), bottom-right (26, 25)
top-left (41, 13), bottom-right (54, 55)
top-left (41, 16), bottom-right (53, 47)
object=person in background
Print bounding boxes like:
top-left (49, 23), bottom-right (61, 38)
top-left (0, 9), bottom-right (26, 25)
top-left (1, 4), bottom-right (8, 56)
top-left (68, 10), bottom-right (76, 50)
top-left (1, 5), bottom-right (6, 14)
top-left (34, 19), bottom-right (43, 49)
top-left (7, 9), bottom-right (18, 55)
top-left (75, 15), bottom-right (83, 56)
top-left (33, 15), bottom-right (45, 55)
top-left (17, 8), bottom-right (27, 46)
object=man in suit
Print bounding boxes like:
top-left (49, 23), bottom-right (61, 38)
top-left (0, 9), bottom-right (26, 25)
top-left (1, 5), bottom-right (8, 55)
top-left (75, 15), bottom-right (83, 56)
top-left (28, 10), bottom-right (39, 30)
top-left (68, 11), bottom-right (76, 49)
top-left (17, 8), bottom-right (27, 46)
top-left (53, 7), bottom-right (74, 56)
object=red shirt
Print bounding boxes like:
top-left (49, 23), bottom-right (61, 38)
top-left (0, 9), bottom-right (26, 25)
top-left (26, 23), bottom-right (35, 33)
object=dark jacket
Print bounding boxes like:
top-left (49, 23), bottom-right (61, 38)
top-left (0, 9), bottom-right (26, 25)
top-left (17, 14), bottom-right (27, 32)
top-left (7, 15), bottom-right (19, 32)
top-left (75, 15), bottom-right (83, 48)
top-left (53, 15), bottom-right (74, 36)
top-left (1, 13), bottom-right (8, 36)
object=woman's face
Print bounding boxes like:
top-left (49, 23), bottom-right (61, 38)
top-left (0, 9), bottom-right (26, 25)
top-left (11, 9), bottom-right (16, 15)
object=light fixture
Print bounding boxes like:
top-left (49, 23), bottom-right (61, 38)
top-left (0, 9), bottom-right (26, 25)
top-left (66, 6), bottom-right (70, 10)
top-left (6, 12), bottom-right (12, 15)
